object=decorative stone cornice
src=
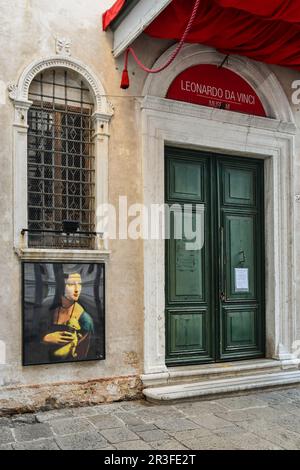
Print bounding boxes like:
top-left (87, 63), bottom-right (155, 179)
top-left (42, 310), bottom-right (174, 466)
top-left (16, 248), bottom-right (111, 262)
top-left (11, 99), bottom-right (33, 127)
top-left (141, 96), bottom-right (297, 135)
top-left (92, 111), bottom-right (114, 123)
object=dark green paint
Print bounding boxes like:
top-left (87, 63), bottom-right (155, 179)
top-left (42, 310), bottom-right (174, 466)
top-left (165, 147), bottom-right (265, 365)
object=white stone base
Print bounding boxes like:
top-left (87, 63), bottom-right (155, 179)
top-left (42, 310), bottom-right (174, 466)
top-left (142, 359), bottom-right (300, 402)
top-left (143, 370), bottom-right (300, 403)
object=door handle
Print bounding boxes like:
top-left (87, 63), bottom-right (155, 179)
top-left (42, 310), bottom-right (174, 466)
top-left (220, 291), bottom-right (226, 302)
top-left (239, 249), bottom-right (246, 265)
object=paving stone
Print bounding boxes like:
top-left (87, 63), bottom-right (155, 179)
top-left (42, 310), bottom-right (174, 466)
top-left (13, 423), bottom-right (53, 442)
top-left (114, 412), bottom-right (146, 426)
top-left (0, 427), bottom-right (15, 445)
top-left (0, 418), bottom-right (14, 427)
top-left (228, 431), bottom-right (283, 450)
top-left (4, 389), bottom-right (300, 450)
top-left (175, 401), bottom-right (227, 416)
top-left (116, 440), bottom-right (153, 450)
top-left (288, 398), bottom-right (300, 406)
top-left (99, 427), bottom-right (139, 444)
top-left (213, 424), bottom-right (244, 437)
top-left (275, 388), bottom-right (300, 400)
top-left (50, 417), bottom-right (95, 436)
top-left (87, 414), bottom-right (124, 430)
top-left (99, 446), bottom-right (117, 450)
top-left (129, 423), bottom-right (157, 433)
top-left (0, 444), bottom-right (13, 450)
top-left (118, 401), bottom-right (148, 412)
top-left (92, 403), bottom-right (125, 414)
top-left (56, 431), bottom-right (108, 450)
top-left (242, 405), bottom-right (292, 422)
top-left (190, 413), bottom-right (234, 429)
top-left (237, 420), bottom-right (300, 450)
top-left (70, 407), bottom-right (99, 417)
top-left (237, 418), bottom-right (275, 433)
top-left (274, 414), bottom-right (300, 434)
top-left (13, 438), bottom-right (60, 450)
top-left (188, 434), bottom-right (239, 450)
top-left (135, 429), bottom-right (170, 443)
top-left (261, 428), bottom-right (300, 451)
top-left (144, 404), bottom-right (181, 414)
top-left (36, 409), bottom-right (74, 422)
top-left (270, 403), bottom-right (300, 417)
top-left (134, 406), bottom-right (184, 423)
top-left (167, 427), bottom-right (212, 444)
top-left (150, 439), bottom-right (188, 450)
top-left (214, 409), bottom-right (259, 423)
top-left (215, 396), bottom-right (268, 410)
top-left (255, 391), bottom-right (294, 406)
top-left (12, 414), bottom-right (38, 425)
top-left (154, 417), bottom-right (200, 432)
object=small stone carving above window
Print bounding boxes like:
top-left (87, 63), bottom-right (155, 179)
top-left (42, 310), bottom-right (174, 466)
top-left (56, 37), bottom-right (71, 56)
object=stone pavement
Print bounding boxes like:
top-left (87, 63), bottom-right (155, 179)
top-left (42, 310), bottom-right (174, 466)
top-left (2, 387), bottom-right (300, 450)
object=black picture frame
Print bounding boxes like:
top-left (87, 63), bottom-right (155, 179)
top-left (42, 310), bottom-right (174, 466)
top-left (22, 262), bottom-right (105, 366)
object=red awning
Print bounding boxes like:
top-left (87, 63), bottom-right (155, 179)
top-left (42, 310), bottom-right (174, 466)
top-left (102, 0), bottom-right (126, 31)
top-left (212, 0), bottom-right (300, 23)
top-left (103, 0), bottom-right (300, 71)
top-left (146, 0), bottom-right (300, 71)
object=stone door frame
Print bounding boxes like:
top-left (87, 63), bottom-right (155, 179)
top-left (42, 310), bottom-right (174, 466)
top-left (140, 44), bottom-right (297, 377)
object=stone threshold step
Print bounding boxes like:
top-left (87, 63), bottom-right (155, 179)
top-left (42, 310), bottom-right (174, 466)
top-left (142, 359), bottom-right (285, 387)
top-left (143, 370), bottom-right (300, 403)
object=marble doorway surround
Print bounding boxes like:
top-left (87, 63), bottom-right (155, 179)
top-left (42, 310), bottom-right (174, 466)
top-left (140, 44), bottom-right (300, 396)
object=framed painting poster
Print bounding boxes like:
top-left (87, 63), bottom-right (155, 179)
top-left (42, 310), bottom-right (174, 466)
top-left (22, 262), bottom-right (105, 366)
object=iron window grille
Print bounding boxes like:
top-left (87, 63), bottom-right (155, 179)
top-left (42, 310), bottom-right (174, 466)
top-left (27, 69), bottom-right (95, 249)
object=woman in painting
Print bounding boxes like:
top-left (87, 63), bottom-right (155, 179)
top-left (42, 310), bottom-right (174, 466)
top-left (40, 270), bottom-right (94, 362)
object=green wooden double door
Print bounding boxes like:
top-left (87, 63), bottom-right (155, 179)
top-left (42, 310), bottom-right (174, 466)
top-left (165, 147), bottom-right (265, 365)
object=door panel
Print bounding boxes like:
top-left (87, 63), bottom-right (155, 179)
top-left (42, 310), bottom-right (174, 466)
top-left (222, 306), bottom-right (259, 353)
top-left (223, 167), bottom-right (255, 206)
top-left (168, 209), bottom-right (205, 303)
top-left (171, 238), bottom-right (203, 300)
top-left (166, 150), bottom-right (213, 365)
top-left (167, 309), bottom-right (207, 358)
top-left (218, 159), bottom-right (264, 360)
top-left (168, 159), bottom-right (204, 202)
top-left (224, 214), bottom-right (256, 300)
top-left (165, 148), bottom-right (264, 365)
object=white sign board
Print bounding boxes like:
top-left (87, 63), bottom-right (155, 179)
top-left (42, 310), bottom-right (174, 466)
top-left (234, 268), bottom-right (249, 292)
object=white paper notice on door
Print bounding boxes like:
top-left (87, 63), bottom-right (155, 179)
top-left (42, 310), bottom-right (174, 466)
top-left (234, 268), bottom-right (249, 292)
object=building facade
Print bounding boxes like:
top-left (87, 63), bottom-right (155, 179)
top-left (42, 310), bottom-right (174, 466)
top-left (1, 0), bottom-right (300, 413)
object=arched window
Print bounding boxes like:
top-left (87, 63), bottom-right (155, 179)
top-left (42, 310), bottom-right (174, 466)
top-left (10, 56), bottom-right (113, 257)
top-left (27, 68), bottom-right (95, 248)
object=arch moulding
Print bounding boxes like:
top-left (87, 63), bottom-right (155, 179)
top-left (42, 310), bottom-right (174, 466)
top-left (143, 44), bottom-right (294, 124)
top-left (8, 55), bottom-right (114, 117)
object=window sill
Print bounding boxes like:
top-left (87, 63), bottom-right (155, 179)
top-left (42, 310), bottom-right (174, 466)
top-left (15, 248), bottom-right (111, 262)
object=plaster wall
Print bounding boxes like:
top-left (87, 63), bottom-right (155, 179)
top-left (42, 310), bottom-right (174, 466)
top-left (0, 0), bottom-right (144, 401)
